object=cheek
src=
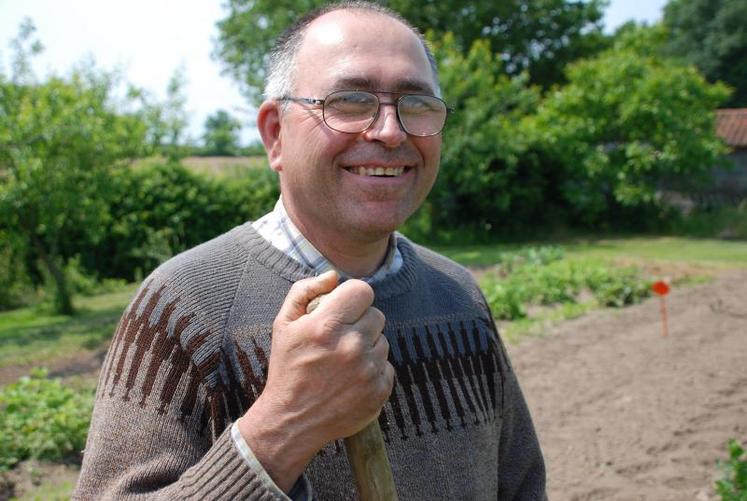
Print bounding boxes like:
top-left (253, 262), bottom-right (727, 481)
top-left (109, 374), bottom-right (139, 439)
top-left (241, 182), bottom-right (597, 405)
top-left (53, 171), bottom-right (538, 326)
top-left (415, 136), bottom-right (442, 170)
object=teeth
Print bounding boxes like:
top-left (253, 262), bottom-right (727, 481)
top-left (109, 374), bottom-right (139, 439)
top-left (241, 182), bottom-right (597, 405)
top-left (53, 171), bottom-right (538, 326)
top-left (350, 166), bottom-right (406, 177)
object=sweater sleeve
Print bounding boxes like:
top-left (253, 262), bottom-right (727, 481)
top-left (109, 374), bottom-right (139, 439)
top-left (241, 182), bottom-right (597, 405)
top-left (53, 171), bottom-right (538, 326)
top-left (73, 271), bottom-right (293, 500)
top-left (476, 288), bottom-right (547, 500)
top-left (496, 362), bottom-right (547, 500)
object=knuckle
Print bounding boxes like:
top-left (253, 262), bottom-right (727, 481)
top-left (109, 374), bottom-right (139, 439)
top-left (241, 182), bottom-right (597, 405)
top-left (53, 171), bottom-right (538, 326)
top-left (290, 278), bottom-right (315, 298)
top-left (347, 279), bottom-right (375, 304)
top-left (378, 334), bottom-right (390, 352)
top-left (339, 334), bottom-right (366, 360)
top-left (371, 307), bottom-right (386, 329)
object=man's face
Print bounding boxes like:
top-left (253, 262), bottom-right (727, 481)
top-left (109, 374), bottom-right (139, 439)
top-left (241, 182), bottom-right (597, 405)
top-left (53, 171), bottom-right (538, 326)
top-left (265, 10), bottom-right (442, 245)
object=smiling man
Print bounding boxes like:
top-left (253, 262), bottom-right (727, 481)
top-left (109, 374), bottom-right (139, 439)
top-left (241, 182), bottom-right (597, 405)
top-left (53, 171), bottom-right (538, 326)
top-left (75, 2), bottom-right (545, 500)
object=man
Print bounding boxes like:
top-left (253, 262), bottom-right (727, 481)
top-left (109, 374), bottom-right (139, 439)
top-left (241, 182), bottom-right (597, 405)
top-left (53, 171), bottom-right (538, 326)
top-left (75, 2), bottom-right (546, 499)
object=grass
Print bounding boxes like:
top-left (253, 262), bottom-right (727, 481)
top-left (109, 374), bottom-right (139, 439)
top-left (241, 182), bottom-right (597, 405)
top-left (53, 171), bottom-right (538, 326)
top-left (438, 236), bottom-right (747, 268)
top-left (0, 286), bottom-right (137, 369)
top-left (435, 236), bottom-right (747, 343)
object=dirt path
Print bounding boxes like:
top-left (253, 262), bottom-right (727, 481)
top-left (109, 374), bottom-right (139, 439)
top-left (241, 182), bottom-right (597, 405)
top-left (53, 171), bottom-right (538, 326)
top-left (509, 269), bottom-right (747, 500)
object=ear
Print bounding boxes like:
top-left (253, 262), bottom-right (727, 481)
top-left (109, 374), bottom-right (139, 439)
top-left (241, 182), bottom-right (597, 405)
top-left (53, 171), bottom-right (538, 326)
top-left (257, 100), bottom-right (283, 172)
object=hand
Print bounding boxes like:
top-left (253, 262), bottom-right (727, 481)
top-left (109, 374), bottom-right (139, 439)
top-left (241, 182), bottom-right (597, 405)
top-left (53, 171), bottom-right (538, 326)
top-left (238, 270), bottom-right (394, 491)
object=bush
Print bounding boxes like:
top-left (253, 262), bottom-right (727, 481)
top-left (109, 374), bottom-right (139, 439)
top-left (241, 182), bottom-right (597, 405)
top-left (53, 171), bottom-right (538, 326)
top-left (0, 369), bottom-right (93, 471)
top-left (0, 230), bottom-right (36, 311)
top-left (481, 251), bottom-right (651, 320)
top-left (716, 439), bottom-right (747, 501)
top-left (84, 162), bottom-right (279, 281)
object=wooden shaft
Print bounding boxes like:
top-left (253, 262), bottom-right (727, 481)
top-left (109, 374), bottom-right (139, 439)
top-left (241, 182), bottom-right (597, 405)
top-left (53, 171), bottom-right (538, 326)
top-left (344, 420), bottom-right (398, 501)
top-left (306, 293), bottom-right (398, 500)
top-left (660, 296), bottom-right (669, 337)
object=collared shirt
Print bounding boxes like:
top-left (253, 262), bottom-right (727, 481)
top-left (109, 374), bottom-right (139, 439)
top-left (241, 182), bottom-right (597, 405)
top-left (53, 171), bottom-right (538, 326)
top-left (251, 197), bottom-right (403, 283)
top-left (231, 196), bottom-right (403, 499)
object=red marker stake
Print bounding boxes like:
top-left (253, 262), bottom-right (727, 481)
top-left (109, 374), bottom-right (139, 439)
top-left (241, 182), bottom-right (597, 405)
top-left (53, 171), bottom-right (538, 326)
top-left (651, 280), bottom-right (671, 337)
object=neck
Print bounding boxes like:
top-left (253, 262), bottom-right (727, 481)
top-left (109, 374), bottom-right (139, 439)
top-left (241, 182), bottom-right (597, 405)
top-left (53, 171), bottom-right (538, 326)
top-left (285, 207), bottom-right (391, 278)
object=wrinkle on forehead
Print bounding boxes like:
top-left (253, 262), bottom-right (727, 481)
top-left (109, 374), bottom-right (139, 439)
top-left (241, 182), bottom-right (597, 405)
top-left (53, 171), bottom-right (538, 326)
top-left (328, 76), bottom-right (435, 95)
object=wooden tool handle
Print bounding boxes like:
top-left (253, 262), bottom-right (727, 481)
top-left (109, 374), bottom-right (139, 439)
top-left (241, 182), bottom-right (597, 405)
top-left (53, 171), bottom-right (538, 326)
top-left (306, 293), bottom-right (398, 501)
top-left (344, 420), bottom-right (398, 501)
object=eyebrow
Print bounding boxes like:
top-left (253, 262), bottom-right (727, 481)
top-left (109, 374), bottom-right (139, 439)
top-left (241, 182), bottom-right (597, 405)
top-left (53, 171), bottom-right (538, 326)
top-left (330, 76), bottom-right (435, 95)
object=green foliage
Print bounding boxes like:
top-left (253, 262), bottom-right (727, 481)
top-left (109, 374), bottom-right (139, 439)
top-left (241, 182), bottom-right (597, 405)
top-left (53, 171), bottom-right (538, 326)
top-left (0, 369), bottom-right (93, 471)
top-left (388, 0), bottom-right (608, 89)
top-left (424, 33), bottom-right (543, 234)
top-left (0, 21), bottom-right (148, 314)
top-left (480, 251), bottom-right (651, 320)
top-left (667, 205), bottom-right (747, 240)
top-left (664, 0), bottom-right (747, 107)
top-left (92, 162), bottom-right (279, 280)
top-left (213, 0), bottom-right (609, 102)
top-left (202, 109), bottom-right (243, 156)
top-left (0, 230), bottom-right (36, 311)
top-left (716, 439), bottom-right (747, 501)
top-left (531, 29), bottom-right (731, 225)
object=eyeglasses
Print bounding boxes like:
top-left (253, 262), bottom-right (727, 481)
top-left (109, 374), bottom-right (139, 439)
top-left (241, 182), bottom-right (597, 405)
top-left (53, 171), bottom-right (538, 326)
top-left (279, 90), bottom-right (451, 137)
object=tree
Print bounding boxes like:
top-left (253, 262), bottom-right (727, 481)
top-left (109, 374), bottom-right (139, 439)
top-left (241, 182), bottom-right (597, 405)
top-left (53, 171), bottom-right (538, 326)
top-left (389, 0), bottom-right (609, 88)
top-left (202, 109), bottom-right (242, 156)
top-left (138, 66), bottom-right (190, 161)
top-left (0, 21), bottom-right (147, 314)
top-left (421, 33), bottom-right (542, 236)
top-left (531, 26), bottom-right (731, 224)
top-left (663, 0), bottom-right (747, 107)
top-left (213, 0), bottom-right (608, 103)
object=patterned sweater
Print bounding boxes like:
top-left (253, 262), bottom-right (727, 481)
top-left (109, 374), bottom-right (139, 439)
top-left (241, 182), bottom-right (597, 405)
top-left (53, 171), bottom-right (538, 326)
top-left (74, 223), bottom-right (546, 500)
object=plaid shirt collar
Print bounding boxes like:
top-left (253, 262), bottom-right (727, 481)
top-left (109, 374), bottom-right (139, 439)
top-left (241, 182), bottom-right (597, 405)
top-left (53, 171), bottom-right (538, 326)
top-left (252, 197), bottom-right (402, 283)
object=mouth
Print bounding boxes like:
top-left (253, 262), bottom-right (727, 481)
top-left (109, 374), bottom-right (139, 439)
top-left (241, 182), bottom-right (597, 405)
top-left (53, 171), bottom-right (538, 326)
top-left (343, 166), bottom-right (412, 177)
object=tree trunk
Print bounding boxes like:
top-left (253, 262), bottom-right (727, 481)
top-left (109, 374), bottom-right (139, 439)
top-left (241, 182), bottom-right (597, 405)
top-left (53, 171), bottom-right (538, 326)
top-left (30, 233), bottom-right (74, 315)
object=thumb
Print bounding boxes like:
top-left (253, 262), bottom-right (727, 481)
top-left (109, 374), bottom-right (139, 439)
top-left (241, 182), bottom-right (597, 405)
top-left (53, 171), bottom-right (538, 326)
top-left (276, 270), bottom-right (338, 324)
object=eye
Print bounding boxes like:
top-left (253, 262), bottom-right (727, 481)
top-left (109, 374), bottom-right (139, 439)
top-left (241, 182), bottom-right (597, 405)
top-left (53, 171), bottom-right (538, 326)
top-left (326, 91), bottom-right (377, 115)
top-left (400, 95), bottom-right (442, 115)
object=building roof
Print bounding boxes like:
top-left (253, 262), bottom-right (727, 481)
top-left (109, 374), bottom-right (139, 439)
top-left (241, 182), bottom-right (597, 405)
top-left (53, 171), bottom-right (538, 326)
top-left (716, 108), bottom-right (747, 148)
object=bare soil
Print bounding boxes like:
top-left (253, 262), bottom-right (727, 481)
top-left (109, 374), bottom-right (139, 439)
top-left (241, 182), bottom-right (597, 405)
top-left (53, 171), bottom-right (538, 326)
top-left (509, 269), bottom-right (747, 500)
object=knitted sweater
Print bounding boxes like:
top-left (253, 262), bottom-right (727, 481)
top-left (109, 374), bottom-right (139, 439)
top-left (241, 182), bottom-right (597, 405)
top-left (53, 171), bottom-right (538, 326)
top-left (74, 223), bottom-right (546, 500)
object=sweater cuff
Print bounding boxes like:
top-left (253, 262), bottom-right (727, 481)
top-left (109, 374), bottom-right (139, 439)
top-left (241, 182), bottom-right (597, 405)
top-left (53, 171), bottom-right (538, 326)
top-left (230, 421), bottom-right (313, 501)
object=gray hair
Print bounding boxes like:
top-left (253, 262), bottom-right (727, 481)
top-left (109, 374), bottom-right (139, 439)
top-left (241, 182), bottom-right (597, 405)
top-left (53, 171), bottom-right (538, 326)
top-left (263, 1), bottom-right (440, 100)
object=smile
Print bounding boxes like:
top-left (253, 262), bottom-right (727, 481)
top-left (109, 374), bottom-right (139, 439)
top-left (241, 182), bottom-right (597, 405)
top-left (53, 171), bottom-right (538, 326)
top-left (344, 166), bottom-right (409, 177)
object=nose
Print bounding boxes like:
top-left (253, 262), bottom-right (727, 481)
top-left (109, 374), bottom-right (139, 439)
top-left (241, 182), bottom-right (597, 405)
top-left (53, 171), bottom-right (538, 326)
top-left (363, 102), bottom-right (407, 147)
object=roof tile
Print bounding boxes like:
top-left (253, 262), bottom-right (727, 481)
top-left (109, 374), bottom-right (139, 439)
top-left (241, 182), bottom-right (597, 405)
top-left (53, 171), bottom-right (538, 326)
top-left (716, 108), bottom-right (747, 148)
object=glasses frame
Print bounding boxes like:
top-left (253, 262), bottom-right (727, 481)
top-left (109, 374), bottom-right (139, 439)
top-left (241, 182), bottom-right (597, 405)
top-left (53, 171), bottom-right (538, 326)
top-left (278, 90), bottom-right (452, 137)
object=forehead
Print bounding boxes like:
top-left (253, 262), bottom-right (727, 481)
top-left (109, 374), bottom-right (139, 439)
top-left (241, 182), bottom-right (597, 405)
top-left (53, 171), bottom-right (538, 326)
top-left (294, 9), bottom-right (436, 94)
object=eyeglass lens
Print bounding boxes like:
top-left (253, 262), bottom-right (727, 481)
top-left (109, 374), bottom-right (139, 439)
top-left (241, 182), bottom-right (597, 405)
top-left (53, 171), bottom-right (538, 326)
top-left (322, 91), bottom-right (447, 136)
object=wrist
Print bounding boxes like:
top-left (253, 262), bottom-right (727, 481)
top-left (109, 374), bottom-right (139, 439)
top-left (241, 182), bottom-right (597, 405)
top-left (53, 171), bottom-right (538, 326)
top-left (239, 396), bottom-right (321, 493)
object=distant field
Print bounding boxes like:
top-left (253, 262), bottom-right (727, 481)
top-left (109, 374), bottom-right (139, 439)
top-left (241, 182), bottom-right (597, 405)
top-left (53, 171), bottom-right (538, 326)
top-left (181, 156), bottom-right (268, 177)
top-left (132, 156), bottom-right (268, 178)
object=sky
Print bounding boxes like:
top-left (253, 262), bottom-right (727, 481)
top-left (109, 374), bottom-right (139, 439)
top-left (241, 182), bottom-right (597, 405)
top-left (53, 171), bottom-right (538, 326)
top-left (0, 0), bottom-right (669, 145)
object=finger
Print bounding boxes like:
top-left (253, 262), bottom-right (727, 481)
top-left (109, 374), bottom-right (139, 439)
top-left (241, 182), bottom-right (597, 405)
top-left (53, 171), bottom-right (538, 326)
top-left (276, 270), bottom-right (338, 324)
top-left (371, 333), bottom-right (390, 362)
top-left (351, 307), bottom-right (386, 345)
top-left (314, 279), bottom-right (375, 324)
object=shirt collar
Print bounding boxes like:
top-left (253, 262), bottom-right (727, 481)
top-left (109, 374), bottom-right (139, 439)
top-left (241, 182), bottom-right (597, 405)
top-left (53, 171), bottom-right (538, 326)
top-left (252, 197), bottom-right (402, 283)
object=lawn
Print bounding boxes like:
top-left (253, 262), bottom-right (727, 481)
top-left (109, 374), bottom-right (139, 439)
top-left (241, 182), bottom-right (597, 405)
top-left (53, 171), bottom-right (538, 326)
top-left (0, 286), bottom-right (138, 369)
top-left (437, 236), bottom-right (747, 268)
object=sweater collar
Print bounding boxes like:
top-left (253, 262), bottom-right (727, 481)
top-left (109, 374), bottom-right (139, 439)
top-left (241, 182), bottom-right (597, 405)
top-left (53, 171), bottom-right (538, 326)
top-left (236, 222), bottom-right (418, 302)
top-left (251, 197), bottom-right (402, 284)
